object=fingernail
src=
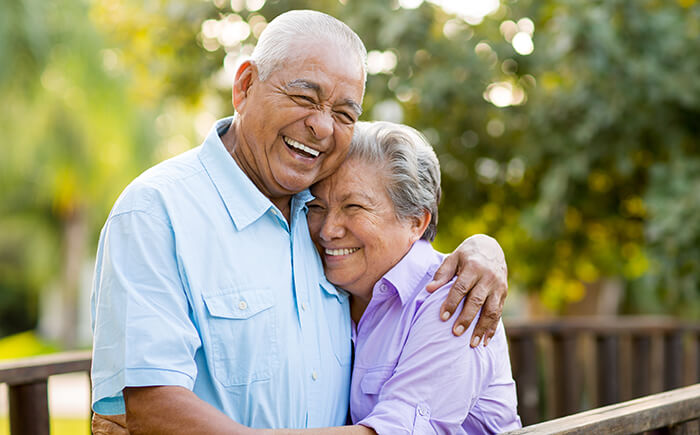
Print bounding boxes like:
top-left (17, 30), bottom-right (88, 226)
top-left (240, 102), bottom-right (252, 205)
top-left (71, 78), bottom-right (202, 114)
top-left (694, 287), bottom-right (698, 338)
top-left (483, 336), bottom-right (490, 347)
top-left (454, 325), bottom-right (465, 336)
top-left (441, 311), bottom-right (451, 321)
top-left (471, 335), bottom-right (481, 347)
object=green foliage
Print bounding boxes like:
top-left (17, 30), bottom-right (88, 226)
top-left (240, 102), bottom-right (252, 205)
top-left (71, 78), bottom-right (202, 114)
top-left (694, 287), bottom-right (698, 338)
top-left (0, 417), bottom-right (90, 435)
top-left (0, 331), bottom-right (58, 360)
top-left (2, 0), bottom-right (698, 324)
top-left (0, 0), bottom-right (159, 336)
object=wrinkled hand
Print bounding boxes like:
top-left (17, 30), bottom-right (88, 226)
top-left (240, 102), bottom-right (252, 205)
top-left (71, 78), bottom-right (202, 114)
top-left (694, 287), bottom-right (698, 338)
top-left (92, 413), bottom-right (128, 435)
top-left (426, 234), bottom-right (508, 347)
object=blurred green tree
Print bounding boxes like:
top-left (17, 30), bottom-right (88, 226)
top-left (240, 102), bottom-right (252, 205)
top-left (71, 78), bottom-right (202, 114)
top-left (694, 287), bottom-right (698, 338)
top-left (2, 0), bottom-right (698, 336)
top-left (0, 0), bottom-right (158, 344)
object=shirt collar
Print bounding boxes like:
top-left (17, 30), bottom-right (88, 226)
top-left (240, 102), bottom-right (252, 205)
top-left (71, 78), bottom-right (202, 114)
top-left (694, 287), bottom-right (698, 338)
top-left (380, 239), bottom-right (440, 306)
top-left (198, 117), bottom-right (309, 231)
top-left (320, 275), bottom-right (349, 302)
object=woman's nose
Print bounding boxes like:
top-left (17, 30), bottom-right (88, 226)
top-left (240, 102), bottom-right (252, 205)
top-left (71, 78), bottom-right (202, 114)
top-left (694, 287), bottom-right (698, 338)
top-left (319, 212), bottom-right (345, 241)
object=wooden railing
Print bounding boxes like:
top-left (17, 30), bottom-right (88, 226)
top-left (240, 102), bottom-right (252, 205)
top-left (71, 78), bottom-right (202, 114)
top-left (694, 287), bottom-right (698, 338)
top-left (505, 317), bottom-right (700, 425)
top-left (0, 350), bottom-right (91, 435)
top-left (0, 317), bottom-right (698, 433)
top-left (503, 383), bottom-right (700, 435)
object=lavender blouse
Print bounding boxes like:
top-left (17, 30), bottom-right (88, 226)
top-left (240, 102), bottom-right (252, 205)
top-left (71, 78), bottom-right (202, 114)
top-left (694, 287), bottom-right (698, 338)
top-left (350, 240), bottom-right (521, 434)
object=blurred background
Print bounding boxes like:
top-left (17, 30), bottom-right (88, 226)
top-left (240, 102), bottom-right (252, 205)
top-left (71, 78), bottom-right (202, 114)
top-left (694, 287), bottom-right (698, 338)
top-left (0, 0), bottom-right (698, 432)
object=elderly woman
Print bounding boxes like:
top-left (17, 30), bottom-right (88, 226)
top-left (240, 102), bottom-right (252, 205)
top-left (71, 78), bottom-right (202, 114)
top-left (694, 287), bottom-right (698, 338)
top-left (293, 121), bottom-right (521, 434)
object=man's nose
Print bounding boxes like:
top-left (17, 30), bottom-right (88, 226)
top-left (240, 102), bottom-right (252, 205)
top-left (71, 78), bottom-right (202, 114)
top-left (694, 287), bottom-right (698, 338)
top-left (305, 110), bottom-right (334, 140)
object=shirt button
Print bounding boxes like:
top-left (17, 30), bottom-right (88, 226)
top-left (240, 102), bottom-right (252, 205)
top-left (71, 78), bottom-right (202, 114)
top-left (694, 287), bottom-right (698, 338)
top-left (238, 301), bottom-right (248, 310)
top-left (311, 370), bottom-right (318, 381)
top-left (379, 283), bottom-right (388, 292)
top-left (418, 406), bottom-right (428, 416)
top-left (301, 302), bottom-right (308, 311)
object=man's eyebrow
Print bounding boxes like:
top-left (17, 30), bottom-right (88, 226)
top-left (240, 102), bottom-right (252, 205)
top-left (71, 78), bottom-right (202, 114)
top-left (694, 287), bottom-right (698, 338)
top-left (286, 79), bottom-right (363, 117)
top-left (287, 79), bottom-right (320, 91)
top-left (343, 99), bottom-right (363, 117)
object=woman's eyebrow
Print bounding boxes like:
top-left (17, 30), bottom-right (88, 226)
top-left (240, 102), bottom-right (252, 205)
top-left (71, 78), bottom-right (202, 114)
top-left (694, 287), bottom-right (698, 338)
top-left (341, 191), bottom-right (375, 204)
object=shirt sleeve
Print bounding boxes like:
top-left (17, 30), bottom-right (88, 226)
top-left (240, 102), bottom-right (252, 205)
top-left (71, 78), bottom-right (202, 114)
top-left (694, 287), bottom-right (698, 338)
top-left (357, 284), bottom-right (484, 435)
top-left (91, 193), bottom-right (201, 415)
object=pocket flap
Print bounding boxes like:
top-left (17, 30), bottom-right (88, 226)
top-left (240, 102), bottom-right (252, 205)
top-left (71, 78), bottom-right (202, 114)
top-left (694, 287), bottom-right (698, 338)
top-left (360, 369), bottom-right (391, 395)
top-left (203, 288), bottom-right (274, 319)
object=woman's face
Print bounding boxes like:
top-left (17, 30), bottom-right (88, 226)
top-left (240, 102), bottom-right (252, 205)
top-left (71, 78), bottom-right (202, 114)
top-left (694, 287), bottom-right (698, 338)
top-left (307, 158), bottom-right (425, 301)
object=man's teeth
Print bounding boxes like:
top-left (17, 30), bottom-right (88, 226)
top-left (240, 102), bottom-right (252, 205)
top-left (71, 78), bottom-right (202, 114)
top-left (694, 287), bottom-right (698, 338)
top-left (284, 137), bottom-right (320, 157)
top-left (326, 248), bottom-right (360, 256)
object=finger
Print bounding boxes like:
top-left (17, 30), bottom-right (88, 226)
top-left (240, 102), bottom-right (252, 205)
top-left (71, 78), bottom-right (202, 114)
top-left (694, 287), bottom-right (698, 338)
top-left (470, 299), bottom-right (501, 347)
top-left (426, 253), bottom-right (460, 293)
top-left (471, 284), bottom-right (505, 346)
top-left (438, 271), bottom-right (479, 323)
top-left (450, 280), bottom-right (489, 339)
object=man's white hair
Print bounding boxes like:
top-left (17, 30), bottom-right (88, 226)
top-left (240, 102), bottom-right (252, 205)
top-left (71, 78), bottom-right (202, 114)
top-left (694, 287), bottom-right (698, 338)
top-left (251, 10), bottom-right (367, 85)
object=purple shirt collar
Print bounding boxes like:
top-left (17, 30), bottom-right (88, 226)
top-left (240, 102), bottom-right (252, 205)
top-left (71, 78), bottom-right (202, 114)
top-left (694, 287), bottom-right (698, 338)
top-left (373, 240), bottom-right (439, 306)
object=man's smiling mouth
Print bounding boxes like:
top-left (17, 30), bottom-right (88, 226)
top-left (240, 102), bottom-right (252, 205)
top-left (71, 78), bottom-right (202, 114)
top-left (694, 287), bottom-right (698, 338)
top-left (284, 136), bottom-right (320, 158)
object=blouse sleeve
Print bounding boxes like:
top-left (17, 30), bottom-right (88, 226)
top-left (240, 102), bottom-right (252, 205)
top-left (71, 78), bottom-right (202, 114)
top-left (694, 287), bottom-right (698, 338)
top-left (357, 283), bottom-right (485, 434)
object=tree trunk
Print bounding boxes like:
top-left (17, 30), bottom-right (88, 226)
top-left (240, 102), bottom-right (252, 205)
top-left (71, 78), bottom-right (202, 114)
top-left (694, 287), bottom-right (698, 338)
top-left (58, 206), bottom-right (87, 349)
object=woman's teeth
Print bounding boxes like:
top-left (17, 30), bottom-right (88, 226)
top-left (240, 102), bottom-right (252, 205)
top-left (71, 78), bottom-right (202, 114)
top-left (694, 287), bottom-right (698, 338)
top-left (325, 248), bottom-right (360, 256)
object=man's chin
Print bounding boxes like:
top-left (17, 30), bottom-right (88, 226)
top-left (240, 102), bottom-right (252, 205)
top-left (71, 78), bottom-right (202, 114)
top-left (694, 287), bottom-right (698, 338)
top-left (276, 174), bottom-right (319, 194)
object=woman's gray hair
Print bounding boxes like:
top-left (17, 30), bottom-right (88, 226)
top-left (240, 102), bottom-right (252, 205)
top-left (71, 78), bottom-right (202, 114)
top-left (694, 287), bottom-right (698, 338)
top-left (251, 10), bottom-right (367, 84)
top-left (348, 121), bottom-right (442, 242)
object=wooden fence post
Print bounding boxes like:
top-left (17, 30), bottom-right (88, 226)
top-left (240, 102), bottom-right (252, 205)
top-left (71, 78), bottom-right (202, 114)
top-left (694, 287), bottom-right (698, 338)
top-left (596, 333), bottom-right (620, 406)
top-left (9, 380), bottom-right (50, 435)
top-left (552, 330), bottom-right (580, 417)
top-left (665, 331), bottom-right (684, 390)
top-left (631, 334), bottom-right (652, 399)
top-left (510, 333), bottom-right (540, 425)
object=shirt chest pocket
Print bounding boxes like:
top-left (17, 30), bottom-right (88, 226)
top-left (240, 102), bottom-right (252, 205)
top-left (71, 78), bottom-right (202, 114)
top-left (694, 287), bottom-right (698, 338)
top-left (202, 288), bottom-right (278, 387)
top-left (360, 369), bottom-right (393, 395)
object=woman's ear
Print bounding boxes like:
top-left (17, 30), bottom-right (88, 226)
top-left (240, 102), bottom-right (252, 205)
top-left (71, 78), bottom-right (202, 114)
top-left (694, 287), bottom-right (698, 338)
top-left (409, 210), bottom-right (431, 243)
top-left (232, 60), bottom-right (258, 112)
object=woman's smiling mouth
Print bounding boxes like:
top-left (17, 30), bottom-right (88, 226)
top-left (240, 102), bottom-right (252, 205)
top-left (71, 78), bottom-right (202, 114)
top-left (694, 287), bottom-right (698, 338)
top-left (325, 247), bottom-right (360, 256)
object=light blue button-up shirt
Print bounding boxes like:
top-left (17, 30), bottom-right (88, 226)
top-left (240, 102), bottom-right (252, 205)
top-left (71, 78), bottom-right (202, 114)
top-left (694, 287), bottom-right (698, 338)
top-left (90, 117), bottom-right (352, 428)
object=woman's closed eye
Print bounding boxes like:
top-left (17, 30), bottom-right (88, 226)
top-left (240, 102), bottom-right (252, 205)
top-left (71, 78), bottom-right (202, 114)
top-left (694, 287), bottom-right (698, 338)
top-left (307, 203), bottom-right (325, 213)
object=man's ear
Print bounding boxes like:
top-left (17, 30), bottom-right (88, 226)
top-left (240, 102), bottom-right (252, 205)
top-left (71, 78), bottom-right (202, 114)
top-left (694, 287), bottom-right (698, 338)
top-left (409, 210), bottom-right (431, 243)
top-left (233, 60), bottom-right (257, 112)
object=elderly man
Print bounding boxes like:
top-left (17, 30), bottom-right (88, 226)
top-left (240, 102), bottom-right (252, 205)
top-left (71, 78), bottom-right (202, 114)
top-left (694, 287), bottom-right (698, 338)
top-left (91, 10), bottom-right (508, 434)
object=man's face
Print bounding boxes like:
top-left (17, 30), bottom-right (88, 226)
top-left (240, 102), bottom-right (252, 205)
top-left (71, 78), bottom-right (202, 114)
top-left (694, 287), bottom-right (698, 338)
top-left (234, 40), bottom-right (365, 200)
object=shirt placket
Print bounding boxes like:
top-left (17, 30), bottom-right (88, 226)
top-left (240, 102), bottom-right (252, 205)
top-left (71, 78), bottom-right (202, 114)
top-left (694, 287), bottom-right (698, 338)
top-left (290, 205), bottom-right (322, 426)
